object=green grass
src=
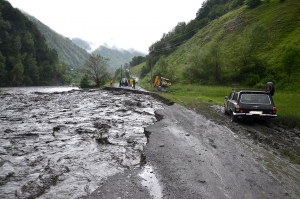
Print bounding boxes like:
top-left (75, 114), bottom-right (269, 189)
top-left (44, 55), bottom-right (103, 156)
top-left (159, 84), bottom-right (231, 106)
top-left (130, 62), bottom-right (145, 78)
top-left (279, 148), bottom-right (300, 165)
top-left (136, 82), bottom-right (300, 128)
top-left (273, 92), bottom-right (300, 116)
top-left (272, 92), bottom-right (300, 127)
top-left (143, 0), bottom-right (300, 90)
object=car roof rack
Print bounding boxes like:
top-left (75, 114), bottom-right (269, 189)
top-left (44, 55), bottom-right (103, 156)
top-left (231, 82), bottom-right (275, 95)
top-left (232, 88), bottom-right (265, 91)
top-left (231, 84), bottom-right (265, 92)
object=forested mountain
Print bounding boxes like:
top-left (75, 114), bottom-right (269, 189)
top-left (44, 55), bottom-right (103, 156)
top-left (24, 13), bottom-right (90, 68)
top-left (0, 0), bottom-right (70, 86)
top-left (140, 0), bottom-right (300, 90)
top-left (24, 12), bottom-right (144, 73)
top-left (92, 44), bottom-right (145, 72)
top-left (71, 38), bottom-right (92, 52)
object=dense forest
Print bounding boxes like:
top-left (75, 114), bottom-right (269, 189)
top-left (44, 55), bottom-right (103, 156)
top-left (0, 0), bottom-right (70, 86)
top-left (136, 0), bottom-right (300, 90)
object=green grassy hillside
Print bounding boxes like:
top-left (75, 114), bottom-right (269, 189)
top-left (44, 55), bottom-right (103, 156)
top-left (130, 61), bottom-right (145, 77)
top-left (132, 0), bottom-right (300, 127)
top-left (148, 0), bottom-right (300, 91)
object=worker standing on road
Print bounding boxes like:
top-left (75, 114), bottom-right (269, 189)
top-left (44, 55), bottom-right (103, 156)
top-left (130, 79), bottom-right (133, 87)
top-left (110, 79), bottom-right (113, 86)
top-left (133, 79), bottom-right (136, 89)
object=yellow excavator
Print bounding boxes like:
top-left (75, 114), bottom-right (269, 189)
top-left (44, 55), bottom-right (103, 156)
top-left (153, 76), bottom-right (172, 91)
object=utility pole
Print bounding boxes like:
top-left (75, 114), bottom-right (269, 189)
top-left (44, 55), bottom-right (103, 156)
top-left (150, 47), bottom-right (154, 88)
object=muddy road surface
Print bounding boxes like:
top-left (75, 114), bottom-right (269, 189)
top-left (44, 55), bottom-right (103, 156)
top-left (143, 104), bottom-right (300, 198)
top-left (1, 86), bottom-right (300, 199)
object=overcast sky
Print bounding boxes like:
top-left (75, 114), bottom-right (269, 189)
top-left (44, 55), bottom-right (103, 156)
top-left (7, 0), bottom-right (204, 54)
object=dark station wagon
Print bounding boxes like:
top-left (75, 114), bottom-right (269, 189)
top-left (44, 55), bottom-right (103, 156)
top-left (224, 82), bottom-right (277, 122)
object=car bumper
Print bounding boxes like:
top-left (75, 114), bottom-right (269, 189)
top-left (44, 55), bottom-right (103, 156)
top-left (233, 112), bottom-right (277, 118)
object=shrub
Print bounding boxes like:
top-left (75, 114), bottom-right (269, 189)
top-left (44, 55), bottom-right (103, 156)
top-left (245, 0), bottom-right (261, 8)
top-left (79, 74), bottom-right (89, 88)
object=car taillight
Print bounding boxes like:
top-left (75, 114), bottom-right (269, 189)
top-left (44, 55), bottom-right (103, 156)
top-left (273, 107), bottom-right (277, 114)
top-left (235, 105), bottom-right (240, 112)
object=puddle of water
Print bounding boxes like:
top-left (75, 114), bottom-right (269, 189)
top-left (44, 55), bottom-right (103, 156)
top-left (139, 165), bottom-right (163, 199)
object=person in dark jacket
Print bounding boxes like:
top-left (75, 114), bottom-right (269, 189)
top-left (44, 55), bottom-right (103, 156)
top-left (133, 79), bottom-right (136, 89)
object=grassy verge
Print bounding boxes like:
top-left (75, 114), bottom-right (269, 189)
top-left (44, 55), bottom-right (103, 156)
top-left (272, 92), bottom-right (300, 128)
top-left (159, 84), bottom-right (231, 106)
top-left (138, 82), bottom-right (300, 128)
top-left (279, 148), bottom-right (300, 165)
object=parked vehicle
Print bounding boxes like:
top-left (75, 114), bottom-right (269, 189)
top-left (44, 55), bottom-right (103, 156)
top-left (224, 82), bottom-right (277, 122)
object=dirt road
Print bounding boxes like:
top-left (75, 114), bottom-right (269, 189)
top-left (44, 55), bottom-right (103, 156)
top-left (87, 89), bottom-right (300, 199)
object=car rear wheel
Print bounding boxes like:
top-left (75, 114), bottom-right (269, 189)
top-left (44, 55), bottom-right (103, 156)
top-left (224, 106), bottom-right (229, 115)
top-left (231, 111), bottom-right (238, 122)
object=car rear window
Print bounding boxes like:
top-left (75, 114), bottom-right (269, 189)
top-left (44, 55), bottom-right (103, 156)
top-left (240, 93), bottom-right (271, 104)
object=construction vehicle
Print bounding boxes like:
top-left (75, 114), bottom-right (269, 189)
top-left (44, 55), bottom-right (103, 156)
top-left (153, 76), bottom-right (172, 91)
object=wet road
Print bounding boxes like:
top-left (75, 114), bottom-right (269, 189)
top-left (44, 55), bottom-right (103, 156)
top-left (144, 103), bottom-right (300, 198)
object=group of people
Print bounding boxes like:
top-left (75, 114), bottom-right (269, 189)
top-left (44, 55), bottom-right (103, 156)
top-left (118, 78), bottom-right (136, 88)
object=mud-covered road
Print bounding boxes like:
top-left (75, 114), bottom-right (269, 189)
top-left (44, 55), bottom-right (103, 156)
top-left (1, 86), bottom-right (300, 199)
top-left (144, 104), bottom-right (300, 198)
top-left (0, 86), bottom-right (164, 199)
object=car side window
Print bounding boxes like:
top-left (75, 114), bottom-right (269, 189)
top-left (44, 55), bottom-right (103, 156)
top-left (232, 93), bottom-right (238, 101)
top-left (229, 92), bottom-right (234, 100)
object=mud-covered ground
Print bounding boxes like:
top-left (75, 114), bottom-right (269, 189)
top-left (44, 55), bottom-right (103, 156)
top-left (0, 86), bottom-right (164, 199)
top-left (143, 103), bottom-right (300, 198)
top-left (197, 102), bottom-right (300, 159)
top-left (1, 86), bottom-right (300, 199)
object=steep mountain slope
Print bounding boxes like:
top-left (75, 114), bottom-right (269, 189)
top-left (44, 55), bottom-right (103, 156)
top-left (24, 13), bottom-right (90, 68)
top-left (24, 12), bottom-right (142, 72)
top-left (71, 37), bottom-right (92, 52)
top-left (148, 0), bottom-right (300, 90)
top-left (92, 45), bottom-right (145, 72)
top-left (0, 0), bottom-right (69, 86)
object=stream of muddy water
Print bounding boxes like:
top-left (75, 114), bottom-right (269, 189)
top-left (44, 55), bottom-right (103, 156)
top-left (0, 87), bottom-right (164, 199)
